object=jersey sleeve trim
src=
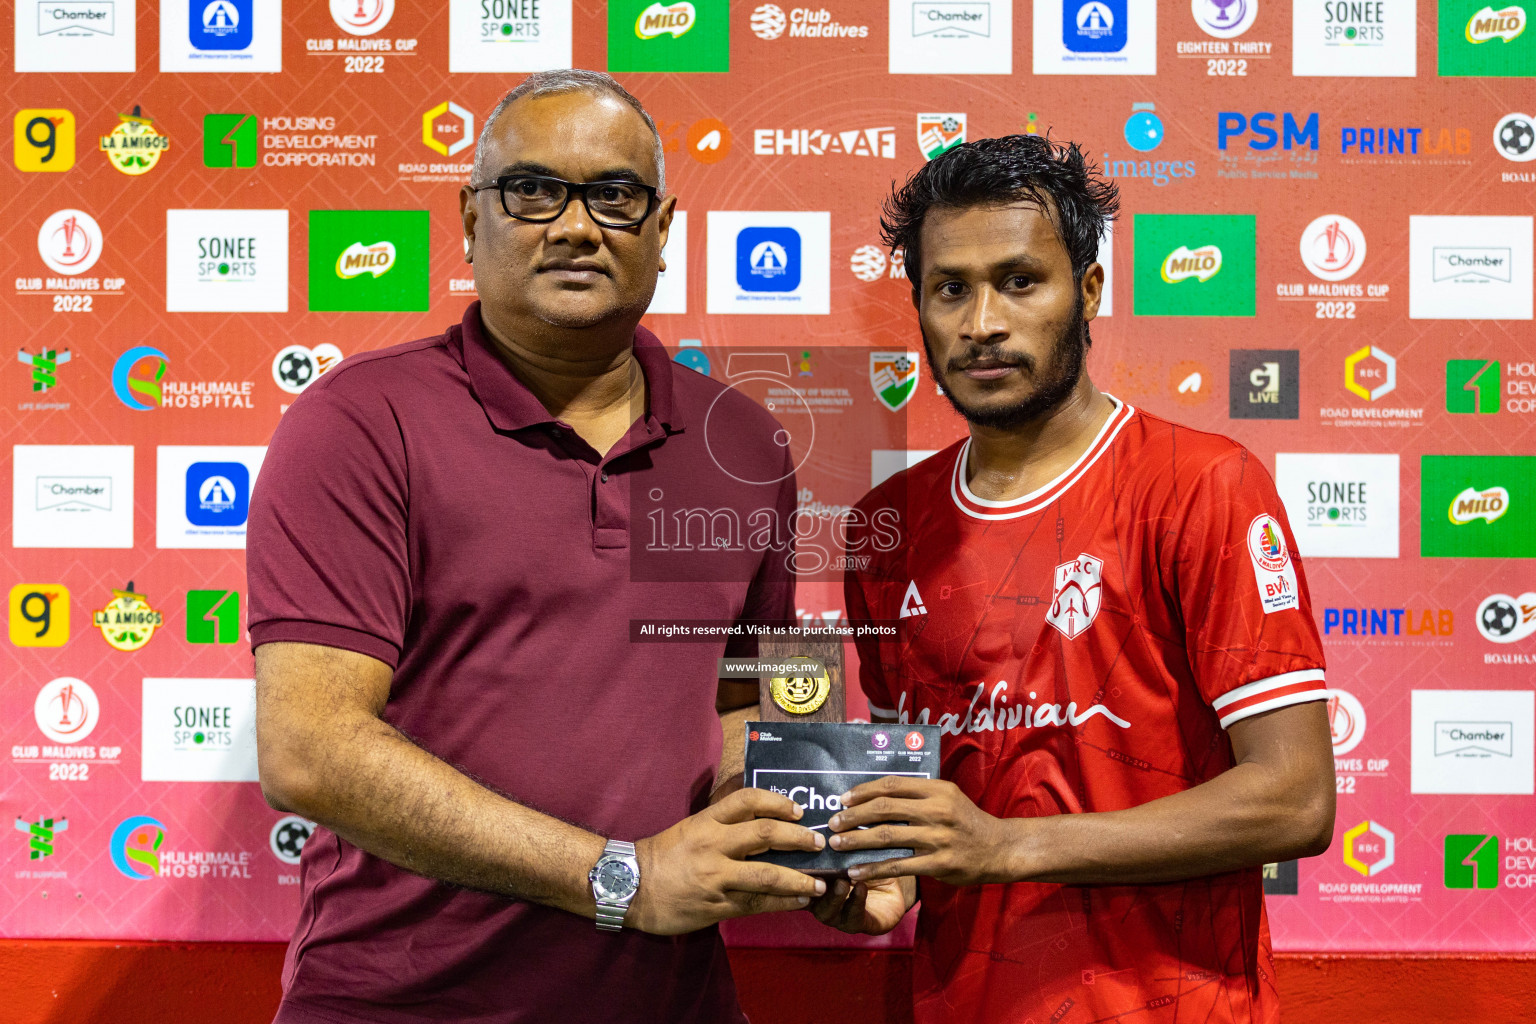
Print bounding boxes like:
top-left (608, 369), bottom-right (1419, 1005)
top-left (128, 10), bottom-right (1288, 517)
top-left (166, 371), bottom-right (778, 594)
top-left (1213, 669), bottom-right (1328, 729)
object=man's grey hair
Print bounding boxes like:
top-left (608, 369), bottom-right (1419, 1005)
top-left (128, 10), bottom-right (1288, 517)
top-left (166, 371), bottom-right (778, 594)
top-left (471, 69), bottom-right (666, 195)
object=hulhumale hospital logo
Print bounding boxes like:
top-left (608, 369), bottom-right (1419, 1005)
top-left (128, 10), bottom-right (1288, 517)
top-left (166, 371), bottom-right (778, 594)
top-left (111, 346), bottom-right (168, 410)
top-left (110, 815), bottom-right (166, 879)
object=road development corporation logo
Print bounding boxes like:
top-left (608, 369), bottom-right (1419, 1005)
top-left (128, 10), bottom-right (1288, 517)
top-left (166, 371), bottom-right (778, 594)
top-left (917, 113), bottom-right (965, 160)
top-left (1300, 215), bottom-right (1367, 281)
top-left (1133, 214), bottom-right (1254, 316)
top-left (1495, 113), bottom-right (1536, 161)
top-left (308, 210), bottom-right (429, 312)
top-left (34, 677), bottom-right (99, 744)
top-left (110, 816), bottom-right (165, 879)
top-left (92, 582), bottom-right (163, 651)
top-left (1046, 553), bottom-right (1104, 639)
top-left (1343, 820), bottom-right (1394, 877)
top-left (1445, 834), bottom-right (1499, 889)
top-left (15, 816), bottom-right (68, 860)
top-left (37, 210), bottom-right (102, 276)
top-left (330, 0), bottom-right (393, 35)
top-left (1413, 690), bottom-right (1534, 794)
top-left (98, 105), bottom-right (169, 175)
top-left (870, 352), bottom-right (919, 411)
top-left (422, 101), bottom-right (474, 157)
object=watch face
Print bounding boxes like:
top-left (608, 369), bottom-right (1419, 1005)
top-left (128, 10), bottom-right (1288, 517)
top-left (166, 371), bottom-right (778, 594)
top-left (594, 859), bottom-right (636, 901)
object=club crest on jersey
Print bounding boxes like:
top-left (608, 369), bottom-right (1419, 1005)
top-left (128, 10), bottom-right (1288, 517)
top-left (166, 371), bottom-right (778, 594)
top-left (1046, 553), bottom-right (1103, 640)
top-left (1247, 514), bottom-right (1300, 614)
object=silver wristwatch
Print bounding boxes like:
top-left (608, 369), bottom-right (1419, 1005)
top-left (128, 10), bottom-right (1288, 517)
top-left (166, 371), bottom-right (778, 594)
top-left (588, 839), bottom-right (640, 932)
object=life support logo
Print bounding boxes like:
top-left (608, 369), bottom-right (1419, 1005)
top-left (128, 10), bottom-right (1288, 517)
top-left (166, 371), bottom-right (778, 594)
top-left (110, 815), bottom-right (166, 880)
top-left (1161, 244), bottom-right (1222, 283)
top-left (336, 241), bottom-right (396, 279)
top-left (1046, 553), bottom-right (1103, 640)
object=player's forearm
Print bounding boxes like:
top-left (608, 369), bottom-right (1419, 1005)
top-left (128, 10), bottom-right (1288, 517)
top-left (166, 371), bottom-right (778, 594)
top-left (262, 710), bottom-right (603, 916)
top-left (1006, 759), bottom-right (1334, 886)
top-left (711, 702), bottom-right (754, 801)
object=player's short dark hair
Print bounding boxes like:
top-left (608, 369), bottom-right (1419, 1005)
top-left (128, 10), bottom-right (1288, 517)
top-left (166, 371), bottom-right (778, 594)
top-left (881, 134), bottom-right (1120, 285)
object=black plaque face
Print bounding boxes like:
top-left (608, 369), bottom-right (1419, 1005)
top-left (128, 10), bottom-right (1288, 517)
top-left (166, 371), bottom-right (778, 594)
top-left (745, 720), bottom-right (941, 877)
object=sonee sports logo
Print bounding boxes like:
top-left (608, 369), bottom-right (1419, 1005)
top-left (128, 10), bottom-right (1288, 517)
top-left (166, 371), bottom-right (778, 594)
top-left (1445, 834), bottom-right (1499, 889)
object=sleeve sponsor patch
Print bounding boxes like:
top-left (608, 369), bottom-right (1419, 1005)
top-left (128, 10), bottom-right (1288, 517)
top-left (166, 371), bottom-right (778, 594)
top-left (1247, 513), bottom-right (1299, 614)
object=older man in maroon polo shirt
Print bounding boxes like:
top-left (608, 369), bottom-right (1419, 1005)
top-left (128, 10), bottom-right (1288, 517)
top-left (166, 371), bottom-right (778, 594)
top-left (247, 71), bottom-right (827, 1024)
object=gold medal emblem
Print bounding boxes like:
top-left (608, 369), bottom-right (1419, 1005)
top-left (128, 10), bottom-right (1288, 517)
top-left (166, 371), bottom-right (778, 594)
top-left (769, 658), bottom-right (831, 715)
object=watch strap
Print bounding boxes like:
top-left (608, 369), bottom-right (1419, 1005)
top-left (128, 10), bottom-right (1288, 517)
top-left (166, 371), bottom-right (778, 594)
top-left (593, 839), bottom-right (638, 933)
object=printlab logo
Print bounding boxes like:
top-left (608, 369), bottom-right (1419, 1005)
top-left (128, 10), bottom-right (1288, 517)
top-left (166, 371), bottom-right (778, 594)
top-left (1192, 0), bottom-right (1256, 38)
top-left (308, 210), bottom-right (430, 312)
top-left (15, 817), bottom-right (68, 860)
top-left (916, 113), bottom-right (965, 160)
top-left (1420, 455), bottom-right (1536, 559)
top-left (1300, 215), bottom-right (1366, 281)
top-left (1495, 113), bottom-right (1536, 161)
top-left (1342, 820), bottom-right (1394, 877)
top-left (37, 209), bottom-right (103, 276)
top-left (34, 677), bottom-right (99, 744)
top-left (203, 113), bottom-right (257, 167)
top-left (1439, 3), bottom-right (1531, 76)
top-left (1228, 350), bottom-right (1298, 420)
top-left (423, 102), bottom-right (474, 157)
top-left (17, 347), bottom-right (71, 394)
top-left (1446, 359), bottom-right (1501, 414)
top-left (330, 0), bottom-right (394, 35)
top-left (98, 105), bottom-right (169, 175)
top-left (9, 584), bottom-right (71, 647)
top-left (1445, 834), bottom-right (1499, 889)
top-left (273, 343), bottom-right (343, 395)
top-left (110, 815), bottom-right (165, 880)
top-left (1133, 214), bottom-right (1255, 316)
top-left (14, 109), bottom-right (76, 172)
top-left (609, 0), bottom-right (727, 70)
top-left (186, 590), bottom-right (240, 644)
top-left (111, 346), bottom-right (168, 410)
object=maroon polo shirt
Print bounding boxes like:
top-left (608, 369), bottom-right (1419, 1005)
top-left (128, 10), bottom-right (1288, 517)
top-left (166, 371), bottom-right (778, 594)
top-left (247, 302), bottom-right (797, 1024)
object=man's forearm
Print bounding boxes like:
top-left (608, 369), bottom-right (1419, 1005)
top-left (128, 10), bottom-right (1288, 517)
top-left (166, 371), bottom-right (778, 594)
top-left (1005, 759), bottom-right (1332, 886)
top-left (271, 710), bottom-right (604, 917)
top-left (712, 703), bottom-right (754, 800)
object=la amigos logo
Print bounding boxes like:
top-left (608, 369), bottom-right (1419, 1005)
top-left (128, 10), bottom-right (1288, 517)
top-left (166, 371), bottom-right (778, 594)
top-left (110, 815), bottom-right (165, 880)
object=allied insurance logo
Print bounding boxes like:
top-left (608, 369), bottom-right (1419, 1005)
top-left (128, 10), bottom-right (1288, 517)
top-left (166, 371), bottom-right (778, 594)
top-left (110, 815), bottom-right (166, 880)
top-left (37, 209), bottom-right (103, 276)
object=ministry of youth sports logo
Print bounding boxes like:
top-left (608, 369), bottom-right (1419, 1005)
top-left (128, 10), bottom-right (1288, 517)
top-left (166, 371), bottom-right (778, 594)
top-left (1047, 553), bottom-right (1104, 640)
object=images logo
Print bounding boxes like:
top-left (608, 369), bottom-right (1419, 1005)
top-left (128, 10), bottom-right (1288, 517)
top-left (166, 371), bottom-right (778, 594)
top-left (98, 105), bottom-right (169, 175)
top-left (37, 209), bottom-right (102, 276)
top-left (111, 346), bottom-right (169, 410)
top-left (1448, 358), bottom-right (1502, 414)
top-left (1124, 102), bottom-right (1163, 151)
top-left (916, 113), bottom-right (966, 160)
top-left (14, 817), bottom-right (68, 860)
top-left (422, 102), bottom-right (474, 157)
top-left (1065, 0), bottom-right (1126, 52)
top-left (309, 210), bottom-right (429, 312)
top-left (609, 0), bottom-right (728, 70)
top-left (1345, 346), bottom-right (1395, 401)
top-left (14, 109), bottom-right (75, 172)
top-left (34, 677), bottom-right (99, 744)
top-left (10, 584), bottom-right (70, 647)
top-left (336, 241), bottom-right (396, 279)
top-left (17, 347), bottom-right (71, 393)
top-left (737, 227), bottom-right (801, 291)
top-left (191, 0), bottom-right (252, 50)
top-left (1343, 820), bottom-right (1395, 877)
top-left (1477, 592), bottom-right (1536, 643)
top-left (186, 462), bottom-right (249, 526)
top-left (203, 113), bottom-right (257, 167)
top-left (1300, 215), bottom-right (1367, 281)
top-left (186, 590), bottom-right (239, 644)
top-left (870, 352), bottom-right (919, 411)
top-left (1133, 214), bottom-right (1254, 316)
top-left (330, 0), bottom-right (393, 35)
top-left (1445, 834), bottom-right (1499, 888)
top-left (636, 1), bottom-right (695, 37)
top-left (110, 816), bottom-right (165, 880)
top-left (1160, 244), bottom-right (1221, 283)
top-left (1421, 455), bottom-right (1536, 558)
top-left (92, 582), bottom-right (163, 651)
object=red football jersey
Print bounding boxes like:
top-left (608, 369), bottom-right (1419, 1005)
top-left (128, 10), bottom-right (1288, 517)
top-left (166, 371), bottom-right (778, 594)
top-left (845, 398), bottom-right (1327, 1024)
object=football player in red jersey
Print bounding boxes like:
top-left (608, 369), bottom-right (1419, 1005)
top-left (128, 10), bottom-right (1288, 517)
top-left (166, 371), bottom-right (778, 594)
top-left (811, 135), bottom-right (1336, 1024)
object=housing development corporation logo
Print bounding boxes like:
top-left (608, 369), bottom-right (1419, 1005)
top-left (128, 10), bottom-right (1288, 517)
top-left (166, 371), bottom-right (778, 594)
top-left (203, 113), bottom-right (257, 167)
top-left (1445, 834), bottom-right (1500, 888)
top-left (110, 816), bottom-right (165, 880)
top-left (308, 210), bottom-right (429, 312)
top-left (186, 590), bottom-right (240, 645)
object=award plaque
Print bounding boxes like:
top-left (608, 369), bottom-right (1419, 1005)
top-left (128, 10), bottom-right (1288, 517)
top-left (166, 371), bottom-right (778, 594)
top-left (757, 633), bottom-right (846, 722)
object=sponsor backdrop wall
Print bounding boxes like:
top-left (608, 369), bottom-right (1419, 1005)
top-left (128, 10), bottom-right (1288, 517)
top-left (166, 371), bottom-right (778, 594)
top-left (3, 0), bottom-right (1534, 954)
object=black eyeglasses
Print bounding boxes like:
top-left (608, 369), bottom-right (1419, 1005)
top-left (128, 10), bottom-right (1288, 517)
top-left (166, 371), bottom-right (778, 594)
top-left (471, 174), bottom-right (660, 228)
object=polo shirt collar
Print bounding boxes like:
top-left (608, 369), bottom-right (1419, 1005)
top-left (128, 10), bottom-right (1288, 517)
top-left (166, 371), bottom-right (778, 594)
top-left (459, 301), bottom-right (683, 434)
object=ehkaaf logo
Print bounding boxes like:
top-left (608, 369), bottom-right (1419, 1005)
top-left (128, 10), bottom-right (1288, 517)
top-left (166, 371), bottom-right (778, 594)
top-left (752, 126), bottom-right (896, 158)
